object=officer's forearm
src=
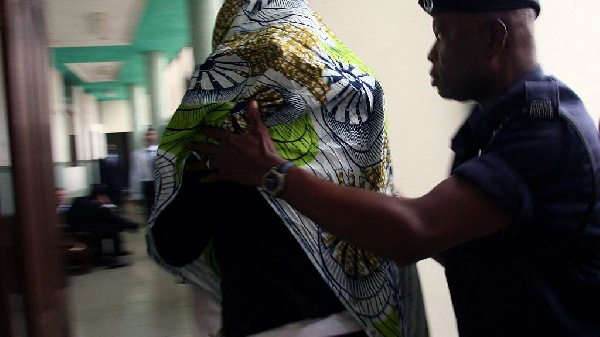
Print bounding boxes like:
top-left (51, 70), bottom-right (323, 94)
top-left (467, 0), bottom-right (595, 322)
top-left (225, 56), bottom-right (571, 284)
top-left (278, 166), bottom-right (428, 266)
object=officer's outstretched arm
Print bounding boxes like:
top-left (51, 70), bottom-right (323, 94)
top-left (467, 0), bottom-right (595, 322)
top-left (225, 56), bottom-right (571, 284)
top-left (278, 169), bottom-right (512, 266)
top-left (189, 101), bottom-right (513, 266)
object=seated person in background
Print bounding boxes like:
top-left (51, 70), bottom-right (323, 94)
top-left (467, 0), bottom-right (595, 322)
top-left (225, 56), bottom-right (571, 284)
top-left (55, 187), bottom-right (71, 221)
top-left (146, 1), bottom-right (428, 336)
top-left (67, 184), bottom-right (139, 268)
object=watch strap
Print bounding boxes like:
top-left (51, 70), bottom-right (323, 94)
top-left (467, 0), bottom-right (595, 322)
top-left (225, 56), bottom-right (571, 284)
top-left (261, 160), bottom-right (296, 197)
top-left (276, 160), bottom-right (296, 174)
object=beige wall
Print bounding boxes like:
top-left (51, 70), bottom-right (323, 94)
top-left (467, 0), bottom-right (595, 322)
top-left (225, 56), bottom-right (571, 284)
top-left (535, 1), bottom-right (600, 125)
top-left (100, 100), bottom-right (134, 133)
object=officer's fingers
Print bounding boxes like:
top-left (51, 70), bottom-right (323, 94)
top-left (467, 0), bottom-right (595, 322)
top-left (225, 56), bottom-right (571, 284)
top-left (184, 160), bottom-right (210, 172)
top-left (198, 125), bottom-right (228, 143)
top-left (189, 141), bottom-right (218, 155)
top-left (247, 100), bottom-right (268, 134)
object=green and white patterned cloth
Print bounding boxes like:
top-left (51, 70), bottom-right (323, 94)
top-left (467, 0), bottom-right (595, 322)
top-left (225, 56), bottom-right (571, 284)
top-left (146, 1), bottom-right (428, 336)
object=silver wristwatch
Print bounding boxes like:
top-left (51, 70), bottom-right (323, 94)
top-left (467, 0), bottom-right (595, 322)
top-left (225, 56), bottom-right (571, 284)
top-left (261, 160), bottom-right (296, 197)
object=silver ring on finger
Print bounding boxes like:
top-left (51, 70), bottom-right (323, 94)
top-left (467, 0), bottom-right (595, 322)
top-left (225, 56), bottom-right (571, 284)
top-left (206, 158), bottom-right (211, 170)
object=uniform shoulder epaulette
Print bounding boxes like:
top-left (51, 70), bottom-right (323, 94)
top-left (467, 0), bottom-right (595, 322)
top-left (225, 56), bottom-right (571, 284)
top-left (524, 80), bottom-right (559, 119)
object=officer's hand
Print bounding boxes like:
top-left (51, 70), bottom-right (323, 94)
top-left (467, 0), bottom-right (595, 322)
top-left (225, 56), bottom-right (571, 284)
top-left (187, 100), bottom-right (285, 187)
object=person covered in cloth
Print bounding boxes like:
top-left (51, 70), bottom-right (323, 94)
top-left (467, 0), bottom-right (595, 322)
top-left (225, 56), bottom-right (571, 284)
top-left (146, 1), bottom-right (429, 336)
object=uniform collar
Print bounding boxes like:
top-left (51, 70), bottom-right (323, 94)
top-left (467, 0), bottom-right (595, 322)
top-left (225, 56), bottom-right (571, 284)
top-left (474, 65), bottom-right (545, 116)
top-left (463, 65), bottom-right (545, 150)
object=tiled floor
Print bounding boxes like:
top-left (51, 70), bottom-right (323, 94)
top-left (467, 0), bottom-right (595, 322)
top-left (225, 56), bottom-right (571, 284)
top-left (65, 203), bottom-right (201, 337)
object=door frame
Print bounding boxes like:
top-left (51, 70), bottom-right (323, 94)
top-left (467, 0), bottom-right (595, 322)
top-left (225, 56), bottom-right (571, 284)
top-left (0, 0), bottom-right (69, 336)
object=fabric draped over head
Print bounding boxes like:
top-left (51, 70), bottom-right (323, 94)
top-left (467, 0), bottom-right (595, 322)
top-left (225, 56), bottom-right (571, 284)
top-left (146, 1), bottom-right (427, 336)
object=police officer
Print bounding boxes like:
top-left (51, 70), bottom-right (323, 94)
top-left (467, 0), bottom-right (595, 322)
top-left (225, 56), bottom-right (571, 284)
top-left (188, 0), bottom-right (600, 335)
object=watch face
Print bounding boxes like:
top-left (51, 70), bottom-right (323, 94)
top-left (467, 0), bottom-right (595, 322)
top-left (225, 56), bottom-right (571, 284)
top-left (262, 168), bottom-right (285, 196)
top-left (264, 172), bottom-right (280, 191)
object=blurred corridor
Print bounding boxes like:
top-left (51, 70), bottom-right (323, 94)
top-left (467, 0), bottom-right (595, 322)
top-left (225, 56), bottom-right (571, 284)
top-left (65, 201), bottom-right (198, 337)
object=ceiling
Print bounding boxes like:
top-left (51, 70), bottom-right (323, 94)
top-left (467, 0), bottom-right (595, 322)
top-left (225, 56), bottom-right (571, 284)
top-left (46, 0), bottom-right (191, 102)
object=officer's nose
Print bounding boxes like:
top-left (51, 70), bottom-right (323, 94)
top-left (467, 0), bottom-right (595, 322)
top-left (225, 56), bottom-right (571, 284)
top-left (427, 42), bottom-right (437, 63)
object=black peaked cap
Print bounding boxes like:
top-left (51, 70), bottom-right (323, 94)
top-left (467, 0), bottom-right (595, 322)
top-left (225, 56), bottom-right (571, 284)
top-left (418, 0), bottom-right (540, 17)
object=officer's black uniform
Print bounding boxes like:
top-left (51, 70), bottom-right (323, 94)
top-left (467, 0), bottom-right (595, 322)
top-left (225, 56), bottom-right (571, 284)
top-left (446, 66), bottom-right (600, 336)
top-left (419, 1), bottom-right (600, 335)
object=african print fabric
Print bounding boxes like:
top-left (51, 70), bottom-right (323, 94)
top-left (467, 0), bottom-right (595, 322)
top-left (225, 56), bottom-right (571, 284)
top-left (146, 1), bottom-right (428, 336)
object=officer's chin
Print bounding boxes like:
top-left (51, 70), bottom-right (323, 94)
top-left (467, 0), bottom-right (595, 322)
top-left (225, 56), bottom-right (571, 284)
top-left (435, 87), bottom-right (452, 100)
top-left (435, 87), bottom-right (470, 102)
top-left (431, 81), bottom-right (446, 97)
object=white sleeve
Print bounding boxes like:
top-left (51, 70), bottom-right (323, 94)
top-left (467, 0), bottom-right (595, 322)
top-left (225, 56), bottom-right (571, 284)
top-left (129, 150), bottom-right (143, 200)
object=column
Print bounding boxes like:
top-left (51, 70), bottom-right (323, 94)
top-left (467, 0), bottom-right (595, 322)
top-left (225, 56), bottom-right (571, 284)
top-left (145, 51), bottom-right (167, 128)
top-left (128, 83), bottom-right (147, 151)
top-left (188, 0), bottom-right (224, 65)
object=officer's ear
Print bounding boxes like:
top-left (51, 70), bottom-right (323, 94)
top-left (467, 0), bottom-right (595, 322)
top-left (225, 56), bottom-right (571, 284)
top-left (486, 18), bottom-right (507, 58)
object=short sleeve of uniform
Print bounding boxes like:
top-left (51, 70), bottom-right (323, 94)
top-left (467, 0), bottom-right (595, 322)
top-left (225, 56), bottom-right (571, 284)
top-left (449, 122), bottom-right (560, 234)
top-left (453, 153), bottom-right (532, 230)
